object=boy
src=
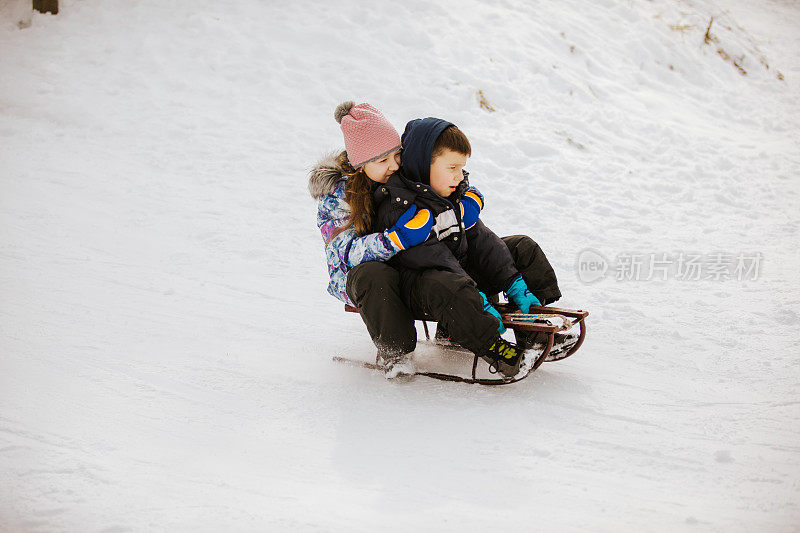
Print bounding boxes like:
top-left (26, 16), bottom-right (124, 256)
top-left (373, 117), bottom-right (563, 377)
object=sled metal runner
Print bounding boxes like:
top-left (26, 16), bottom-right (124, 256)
top-left (340, 303), bottom-right (589, 385)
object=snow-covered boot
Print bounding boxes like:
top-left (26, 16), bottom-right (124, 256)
top-left (478, 337), bottom-right (522, 378)
top-left (376, 352), bottom-right (416, 379)
top-left (544, 330), bottom-right (581, 361)
top-left (520, 329), bottom-right (580, 361)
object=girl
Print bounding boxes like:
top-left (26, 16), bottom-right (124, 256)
top-left (308, 101), bottom-right (433, 378)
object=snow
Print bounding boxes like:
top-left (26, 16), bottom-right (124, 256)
top-left (1, 0), bottom-right (799, 530)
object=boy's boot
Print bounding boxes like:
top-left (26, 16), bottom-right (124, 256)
top-left (518, 330), bottom-right (580, 361)
top-left (544, 331), bottom-right (581, 361)
top-left (478, 337), bottom-right (523, 378)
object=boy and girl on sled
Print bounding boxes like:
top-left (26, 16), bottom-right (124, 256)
top-left (309, 101), bottom-right (577, 379)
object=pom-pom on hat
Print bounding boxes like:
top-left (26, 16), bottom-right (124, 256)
top-left (335, 101), bottom-right (401, 168)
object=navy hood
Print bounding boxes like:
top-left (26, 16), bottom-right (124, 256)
top-left (399, 117), bottom-right (454, 185)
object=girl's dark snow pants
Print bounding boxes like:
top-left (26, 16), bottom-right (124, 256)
top-left (346, 235), bottom-right (561, 357)
top-left (346, 261), bottom-right (417, 358)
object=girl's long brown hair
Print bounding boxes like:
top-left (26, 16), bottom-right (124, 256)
top-left (336, 150), bottom-right (375, 236)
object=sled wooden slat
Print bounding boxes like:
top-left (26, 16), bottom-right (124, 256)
top-left (332, 356), bottom-right (544, 386)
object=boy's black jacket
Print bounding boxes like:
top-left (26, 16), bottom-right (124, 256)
top-left (373, 117), bottom-right (518, 298)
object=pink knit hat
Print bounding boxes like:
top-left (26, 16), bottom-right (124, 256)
top-left (335, 101), bottom-right (401, 168)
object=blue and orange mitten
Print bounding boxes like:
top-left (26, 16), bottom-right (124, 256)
top-left (386, 205), bottom-right (434, 250)
top-left (459, 187), bottom-right (484, 230)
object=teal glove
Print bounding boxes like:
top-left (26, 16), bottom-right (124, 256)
top-left (505, 274), bottom-right (541, 313)
top-left (480, 291), bottom-right (506, 334)
top-left (386, 205), bottom-right (434, 250)
top-left (459, 187), bottom-right (484, 230)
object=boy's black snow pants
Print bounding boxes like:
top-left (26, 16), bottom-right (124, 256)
top-left (494, 235), bottom-right (562, 305)
top-left (406, 270), bottom-right (500, 355)
top-left (435, 235), bottom-right (562, 347)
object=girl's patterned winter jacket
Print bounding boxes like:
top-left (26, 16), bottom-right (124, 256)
top-left (308, 154), bottom-right (401, 306)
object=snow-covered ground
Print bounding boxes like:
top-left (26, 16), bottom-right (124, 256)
top-left (1, 0), bottom-right (798, 531)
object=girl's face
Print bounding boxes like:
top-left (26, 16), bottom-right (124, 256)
top-left (363, 149), bottom-right (401, 183)
top-left (429, 149), bottom-right (468, 197)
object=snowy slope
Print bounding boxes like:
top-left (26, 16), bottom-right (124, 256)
top-left (1, 0), bottom-right (799, 531)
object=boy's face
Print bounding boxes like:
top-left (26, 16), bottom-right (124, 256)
top-left (363, 149), bottom-right (401, 184)
top-left (429, 149), bottom-right (468, 197)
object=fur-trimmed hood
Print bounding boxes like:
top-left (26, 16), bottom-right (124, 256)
top-left (308, 152), bottom-right (344, 199)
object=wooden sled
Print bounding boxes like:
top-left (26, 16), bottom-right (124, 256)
top-left (338, 302), bottom-right (589, 386)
